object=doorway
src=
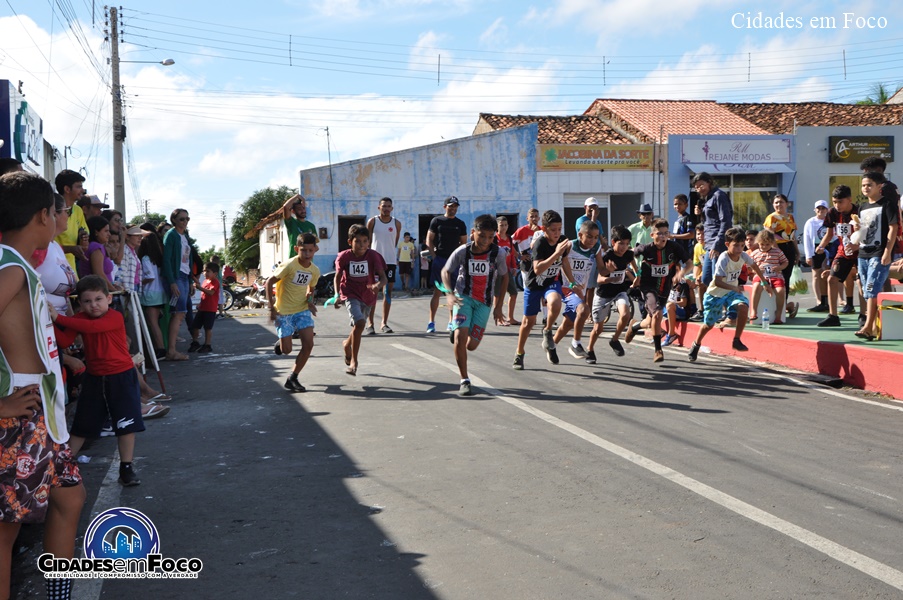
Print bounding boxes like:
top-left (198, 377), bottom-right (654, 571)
top-left (337, 215), bottom-right (367, 252)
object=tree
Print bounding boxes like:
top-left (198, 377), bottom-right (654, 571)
top-left (199, 246), bottom-right (224, 266)
top-left (227, 185), bottom-right (296, 272)
top-left (128, 212), bottom-right (168, 227)
top-left (855, 83), bottom-right (892, 105)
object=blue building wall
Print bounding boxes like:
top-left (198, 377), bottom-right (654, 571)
top-left (299, 124), bottom-right (538, 273)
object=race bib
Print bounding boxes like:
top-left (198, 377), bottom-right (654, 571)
top-left (651, 264), bottom-right (669, 278)
top-left (726, 270), bottom-right (740, 284)
top-left (668, 288), bottom-right (681, 303)
top-left (293, 271), bottom-right (312, 286)
top-left (763, 265), bottom-right (775, 277)
top-left (608, 270), bottom-right (625, 284)
top-left (836, 223), bottom-right (852, 238)
top-left (468, 260), bottom-right (489, 276)
top-left (349, 261), bottom-right (370, 277)
top-left (545, 264), bottom-right (561, 279)
top-left (570, 258), bottom-right (588, 273)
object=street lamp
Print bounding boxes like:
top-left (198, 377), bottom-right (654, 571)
top-left (109, 7), bottom-right (174, 216)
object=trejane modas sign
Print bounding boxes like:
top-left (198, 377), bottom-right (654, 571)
top-left (680, 138), bottom-right (792, 164)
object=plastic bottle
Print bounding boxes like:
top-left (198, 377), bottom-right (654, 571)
top-left (761, 307), bottom-right (770, 330)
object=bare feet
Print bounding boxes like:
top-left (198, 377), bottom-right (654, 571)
top-left (342, 340), bottom-right (352, 366)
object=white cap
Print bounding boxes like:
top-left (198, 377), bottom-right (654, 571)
top-left (584, 197), bottom-right (599, 207)
top-left (814, 199), bottom-right (828, 209)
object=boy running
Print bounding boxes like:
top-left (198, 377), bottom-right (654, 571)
top-left (334, 225), bottom-right (387, 375)
top-left (688, 228), bottom-right (773, 361)
top-left (441, 215), bottom-right (508, 396)
top-left (512, 210), bottom-right (581, 369)
top-left (0, 172), bottom-right (84, 600)
top-left (629, 218), bottom-right (691, 363)
top-left (554, 220), bottom-right (604, 359)
top-left (585, 225), bottom-right (636, 363)
top-left (267, 233), bottom-right (320, 392)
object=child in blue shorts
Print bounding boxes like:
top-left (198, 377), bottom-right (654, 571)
top-left (266, 233), bottom-right (320, 392)
top-left (513, 210), bottom-right (582, 369)
top-left (688, 227), bottom-right (773, 361)
top-left (441, 214), bottom-right (508, 396)
top-left (553, 220), bottom-right (604, 359)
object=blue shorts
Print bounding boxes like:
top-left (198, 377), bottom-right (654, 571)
top-left (703, 291), bottom-right (748, 327)
top-left (859, 256), bottom-right (891, 299)
top-left (452, 296), bottom-right (491, 341)
top-left (173, 272), bottom-right (191, 313)
top-left (430, 256), bottom-right (449, 289)
top-left (71, 369), bottom-right (145, 438)
top-left (275, 310), bottom-right (315, 339)
top-left (562, 292), bottom-right (584, 322)
top-left (523, 282), bottom-right (563, 317)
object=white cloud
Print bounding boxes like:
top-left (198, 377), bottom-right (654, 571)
top-left (479, 17), bottom-right (508, 48)
top-left (546, 0), bottom-right (721, 42)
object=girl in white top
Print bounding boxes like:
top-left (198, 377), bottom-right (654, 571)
top-left (35, 194), bottom-right (77, 314)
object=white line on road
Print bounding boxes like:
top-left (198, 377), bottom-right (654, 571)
top-left (73, 451), bottom-right (121, 600)
top-left (393, 342), bottom-right (903, 592)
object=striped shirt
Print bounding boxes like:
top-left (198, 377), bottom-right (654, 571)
top-left (750, 247), bottom-right (786, 280)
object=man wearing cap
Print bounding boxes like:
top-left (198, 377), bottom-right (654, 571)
top-left (281, 193), bottom-right (318, 258)
top-left (628, 203), bottom-right (655, 247)
top-left (366, 197), bottom-right (402, 334)
top-left (54, 169), bottom-right (90, 273)
top-left (576, 197), bottom-right (603, 238)
top-left (803, 200), bottom-right (831, 312)
top-left (425, 196), bottom-right (468, 333)
top-left (78, 194), bottom-right (109, 220)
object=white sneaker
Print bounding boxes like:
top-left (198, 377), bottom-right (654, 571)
top-left (568, 342), bottom-right (587, 358)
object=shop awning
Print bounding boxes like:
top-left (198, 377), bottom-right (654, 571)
top-left (685, 163), bottom-right (795, 174)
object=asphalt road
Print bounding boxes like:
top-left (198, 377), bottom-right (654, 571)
top-left (14, 292), bottom-right (903, 599)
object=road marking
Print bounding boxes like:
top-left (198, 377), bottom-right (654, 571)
top-left (74, 451), bottom-right (122, 600)
top-left (394, 342), bottom-right (903, 592)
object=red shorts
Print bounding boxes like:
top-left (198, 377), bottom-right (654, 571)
top-left (753, 275), bottom-right (785, 289)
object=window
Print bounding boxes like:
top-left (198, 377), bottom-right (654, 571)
top-left (692, 173), bottom-right (779, 232)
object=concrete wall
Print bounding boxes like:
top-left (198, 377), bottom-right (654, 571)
top-left (294, 125), bottom-right (538, 273)
top-left (795, 125), bottom-right (902, 206)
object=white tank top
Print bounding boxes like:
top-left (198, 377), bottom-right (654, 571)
top-left (371, 217), bottom-right (398, 265)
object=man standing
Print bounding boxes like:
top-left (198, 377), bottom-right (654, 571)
top-left (693, 172), bottom-right (733, 288)
top-left (628, 203), bottom-right (655, 247)
top-left (576, 197), bottom-right (603, 237)
top-left (366, 197), bottom-right (401, 334)
top-left (426, 196), bottom-right (468, 333)
top-left (78, 194), bottom-right (108, 220)
top-left (281, 193), bottom-right (317, 257)
top-left (54, 169), bottom-right (89, 273)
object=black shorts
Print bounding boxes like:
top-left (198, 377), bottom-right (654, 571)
top-left (192, 310), bottom-right (217, 331)
top-left (384, 264), bottom-right (396, 284)
top-left (831, 256), bottom-right (856, 282)
top-left (71, 369), bottom-right (145, 438)
top-left (812, 252), bottom-right (827, 269)
top-left (398, 261), bottom-right (412, 275)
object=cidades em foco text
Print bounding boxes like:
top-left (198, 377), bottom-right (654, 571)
top-left (731, 12), bottom-right (888, 30)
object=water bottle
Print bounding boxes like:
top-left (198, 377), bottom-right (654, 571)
top-left (761, 308), bottom-right (770, 330)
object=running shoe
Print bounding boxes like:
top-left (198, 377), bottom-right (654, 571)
top-left (817, 314), bottom-right (841, 327)
top-left (688, 343), bottom-right (700, 362)
top-left (653, 349), bottom-right (664, 363)
top-left (512, 354), bottom-right (525, 370)
top-left (426, 322), bottom-right (436, 333)
top-left (609, 338), bottom-right (625, 357)
top-left (585, 350), bottom-right (597, 364)
top-left (807, 303), bottom-right (829, 313)
top-left (119, 463), bottom-right (141, 487)
top-left (284, 376), bottom-right (306, 393)
top-left (187, 341), bottom-right (201, 353)
top-left (364, 325), bottom-right (376, 336)
top-left (840, 303), bottom-right (855, 314)
top-left (381, 325), bottom-right (394, 333)
top-left (459, 380), bottom-right (473, 396)
top-left (732, 338), bottom-right (749, 352)
top-left (568, 342), bottom-right (587, 359)
top-left (661, 333), bottom-right (678, 347)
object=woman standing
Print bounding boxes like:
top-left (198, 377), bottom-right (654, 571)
top-left (764, 194), bottom-right (799, 318)
top-left (78, 215), bottom-right (121, 289)
top-left (35, 193), bottom-right (78, 314)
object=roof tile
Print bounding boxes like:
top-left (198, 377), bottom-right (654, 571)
top-left (476, 113), bottom-right (633, 144)
top-left (722, 102), bottom-right (903, 133)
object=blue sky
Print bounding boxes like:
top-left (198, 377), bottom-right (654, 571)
top-left (2, 0), bottom-right (901, 250)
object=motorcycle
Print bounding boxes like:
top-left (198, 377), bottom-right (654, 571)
top-left (223, 281), bottom-right (254, 311)
top-left (313, 271), bottom-right (336, 304)
top-left (247, 277), bottom-right (269, 309)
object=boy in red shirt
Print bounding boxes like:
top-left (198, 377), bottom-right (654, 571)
top-left (51, 275), bottom-right (145, 486)
top-left (189, 262), bottom-right (221, 354)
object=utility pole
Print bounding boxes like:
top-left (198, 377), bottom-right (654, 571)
top-left (220, 210), bottom-right (228, 251)
top-left (110, 6), bottom-right (126, 217)
top-left (144, 198), bottom-right (150, 222)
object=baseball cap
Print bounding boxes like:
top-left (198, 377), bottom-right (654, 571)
top-left (77, 194), bottom-right (109, 208)
top-left (814, 199), bottom-right (829, 209)
top-left (584, 197), bottom-right (599, 207)
top-left (444, 196), bottom-right (460, 206)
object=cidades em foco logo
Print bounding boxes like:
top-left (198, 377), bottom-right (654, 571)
top-left (38, 507), bottom-right (203, 579)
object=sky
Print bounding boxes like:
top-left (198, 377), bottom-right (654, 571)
top-left (1, 0), bottom-right (901, 251)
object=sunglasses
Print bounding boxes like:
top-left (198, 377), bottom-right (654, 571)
top-left (176, 217), bottom-right (190, 222)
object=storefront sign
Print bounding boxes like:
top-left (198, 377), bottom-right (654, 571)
top-left (681, 138), bottom-right (792, 164)
top-left (829, 136), bottom-right (893, 163)
top-left (0, 80), bottom-right (43, 169)
top-left (537, 144), bottom-right (653, 171)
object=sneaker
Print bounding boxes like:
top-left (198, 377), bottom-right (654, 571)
top-left (732, 337), bottom-right (749, 352)
top-left (381, 325), bottom-right (394, 334)
top-left (447, 322), bottom-right (454, 332)
top-left (807, 303), bottom-right (829, 313)
top-left (661, 333), bottom-right (678, 347)
top-left (568, 342), bottom-right (587, 359)
top-left (541, 329), bottom-right (555, 351)
top-left (546, 347), bottom-right (559, 365)
top-left (119, 463), bottom-right (141, 487)
top-left (858, 313), bottom-right (867, 328)
top-left (653, 349), bottom-right (664, 363)
top-left (688, 311), bottom-right (704, 322)
top-left (426, 322), bottom-right (436, 333)
top-left (284, 376), bottom-right (306, 393)
top-left (364, 325), bottom-right (376, 336)
top-left (187, 340), bottom-right (201, 353)
top-left (624, 321), bottom-right (639, 344)
top-left (274, 341), bottom-right (283, 355)
top-left (512, 354), bottom-right (525, 370)
top-left (840, 303), bottom-right (855, 314)
top-left (609, 338), bottom-right (625, 357)
top-left (687, 343), bottom-right (700, 362)
top-left (585, 350), bottom-right (597, 364)
top-left (817, 314), bottom-right (841, 327)
top-left (197, 345), bottom-right (212, 354)
top-left (459, 380), bottom-right (473, 396)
